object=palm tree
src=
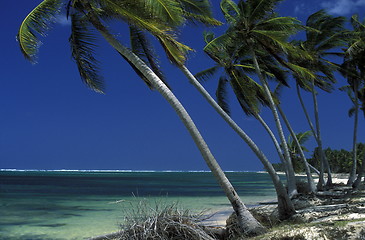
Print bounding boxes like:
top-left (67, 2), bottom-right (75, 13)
top-left (277, 105), bottom-right (316, 193)
top-left (342, 14), bottom-right (365, 189)
top-left (340, 80), bottom-right (361, 185)
top-left (17, 0), bottom-right (266, 235)
top-left (289, 10), bottom-right (347, 190)
top-left (204, 0), bottom-right (304, 197)
top-left (194, 32), bottom-right (296, 219)
top-left (286, 131), bottom-right (312, 172)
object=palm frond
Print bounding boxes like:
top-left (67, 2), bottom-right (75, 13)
top-left (220, 0), bottom-right (240, 24)
top-left (157, 36), bottom-right (192, 65)
top-left (216, 77), bottom-right (231, 115)
top-left (182, 11), bottom-right (222, 26)
top-left (296, 131), bottom-right (313, 145)
top-left (286, 62), bottom-right (317, 81)
top-left (229, 69), bottom-right (263, 116)
top-left (129, 26), bottom-right (169, 88)
top-left (180, 0), bottom-right (222, 26)
top-left (69, 12), bottom-right (104, 93)
top-left (247, 0), bottom-right (284, 22)
top-left (203, 31), bottom-right (215, 44)
top-left (17, 0), bottom-right (63, 63)
top-left (195, 65), bottom-right (221, 82)
top-left (145, 0), bottom-right (185, 26)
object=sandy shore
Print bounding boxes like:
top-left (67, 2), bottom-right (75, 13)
top-left (206, 173), bottom-right (351, 227)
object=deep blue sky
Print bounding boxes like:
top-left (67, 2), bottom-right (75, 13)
top-left (1, 0), bottom-right (365, 171)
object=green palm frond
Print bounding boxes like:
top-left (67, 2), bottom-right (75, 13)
top-left (347, 15), bottom-right (365, 57)
top-left (69, 12), bottom-right (104, 93)
top-left (220, 0), bottom-right (240, 24)
top-left (182, 11), bottom-right (222, 26)
top-left (145, 0), bottom-right (185, 25)
top-left (216, 77), bottom-right (231, 115)
top-left (287, 62), bottom-right (317, 81)
top-left (247, 0), bottom-right (284, 22)
top-left (180, 0), bottom-right (222, 26)
top-left (129, 26), bottom-right (168, 88)
top-left (203, 31), bottom-right (215, 44)
top-left (296, 131), bottom-right (313, 145)
top-left (287, 131), bottom-right (312, 153)
top-left (157, 36), bottom-right (192, 65)
top-left (229, 69), bottom-right (264, 116)
top-left (17, 0), bottom-right (63, 63)
top-left (195, 65), bottom-right (221, 82)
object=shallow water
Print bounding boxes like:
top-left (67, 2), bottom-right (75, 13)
top-left (0, 171), bottom-right (278, 239)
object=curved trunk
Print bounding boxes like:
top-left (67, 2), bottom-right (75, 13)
top-left (250, 48), bottom-right (297, 198)
top-left (296, 83), bottom-right (326, 190)
top-left (255, 113), bottom-right (288, 178)
top-left (309, 163), bottom-right (320, 176)
top-left (82, 12), bottom-right (266, 235)
top-left (311, 79), bottom-right (333, 187)
top-left (347, 81), bottom-right (359, 185)
top-left (277, 105), bottom-right (316, 193)
top-left (180, 65), bottom-right (296, 220)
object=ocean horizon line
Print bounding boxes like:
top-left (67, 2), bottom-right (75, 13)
top-left (0, 168), bottom-right (266, 173)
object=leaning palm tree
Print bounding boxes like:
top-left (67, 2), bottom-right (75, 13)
top-left (289, 10), bottom-right (347, 190)
top-left (202, 0), bottom-right (303, 197)
top-left (17, 0), bottom-right (266, 235)
top-left (194, 31), bottom-right (296, 219)
top-left (124, 0), bottom-right (296, 219)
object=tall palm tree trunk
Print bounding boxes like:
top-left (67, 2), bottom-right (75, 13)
top-left (81, 9), bottom-right (266, 235)
top-left (296, 83), bottom-right (326, 190)
top-left (311, 79), bottom-right (333, 187)
top-left (254, 113), bottom-right (288, 175)
top-left (277, 105), bottom-right (316, 193)
top-left (348, 81), bottom-right (359, 185)
top-left (180, 65), bottom-right (296, 220)
top-left (250, 48), bottom-right (298, 198)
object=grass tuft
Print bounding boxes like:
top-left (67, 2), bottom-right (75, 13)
top-left (117, 200), bottom-right (218, 240)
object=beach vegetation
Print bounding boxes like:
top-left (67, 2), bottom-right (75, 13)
top-left (117, 201), bottom-right (218, 240)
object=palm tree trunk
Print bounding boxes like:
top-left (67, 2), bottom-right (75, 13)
top-left (254, 113), bottom-right (288, 177)
top-left (353, 153), bottom-right (365, 189)
top-left (347, 81), bottom-right (359, 185)
top-left (311, 79), bottom-right (333, 187)
top-left (353, 110), bottom-right (365, 189)
top-left (277, 105), bottom-right (316, 193)
top-left (296, 83), bottom-right (326, 190)
top-left (81, 9), bottom-right (266, 235)
top-left (309, 163), bottom-right (320, 175)
top-left (250, 47), bottom-right (297, 198)
top-left (180, 65), bottom-right (296, 220)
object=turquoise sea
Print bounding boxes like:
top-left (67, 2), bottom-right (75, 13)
top-left (0, 170), bottom-right (278, 240)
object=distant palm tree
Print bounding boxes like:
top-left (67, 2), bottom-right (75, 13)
top-left (286, 131), bottom-right (313, 172)
top-left (17, 0), bottom-right (266, 235)
top-left (288, 10), bottom-right (346, 190)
